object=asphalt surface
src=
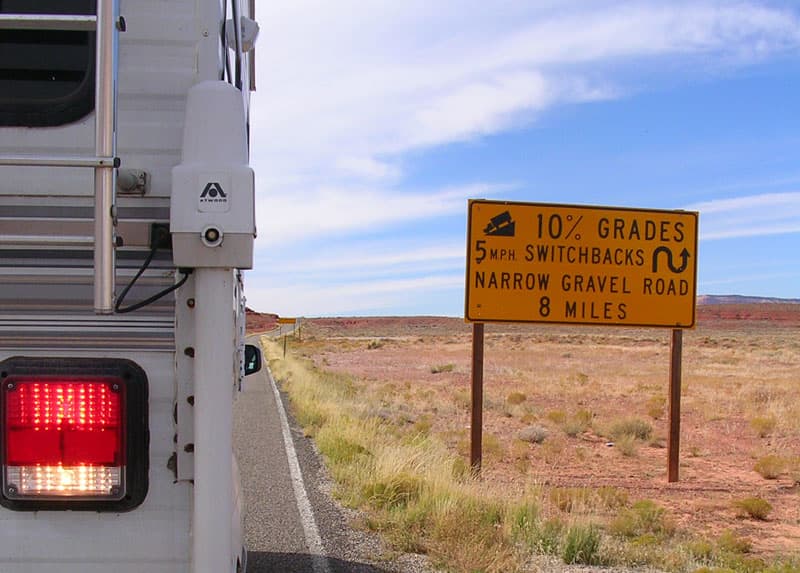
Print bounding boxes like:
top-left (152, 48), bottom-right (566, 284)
top-left (233, 340), bottom-right (430, 573)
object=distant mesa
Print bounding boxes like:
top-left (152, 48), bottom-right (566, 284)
top-left (697, 294), bottom-right (800, 305)
top-left (696, 295), bottom-right (800, 323)
top-left (245, 307), bottom-right (279, 332)
top-left (243, 295), bottom-right (800, 332)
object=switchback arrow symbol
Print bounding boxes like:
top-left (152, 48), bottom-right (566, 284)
top-left (652, 247), bottom-right (690, 274)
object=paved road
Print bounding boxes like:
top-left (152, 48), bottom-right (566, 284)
top-left (232, 341), bottom-right (640, 573)
top-left (233, 340), bottom-right (429, 573)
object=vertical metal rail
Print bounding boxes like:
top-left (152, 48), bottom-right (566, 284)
top-left (231, 0), bottom-right (243, 90)
top-left (93, 0), bottom-right (118, 314)
top-left (248, 0), bottom-right (256, 91)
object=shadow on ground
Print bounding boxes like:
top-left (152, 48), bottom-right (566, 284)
top-left (247, 551), bottom-right (400, 573)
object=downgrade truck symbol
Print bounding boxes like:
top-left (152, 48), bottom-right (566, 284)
top-left (484, 211), bottom-right (515, 237)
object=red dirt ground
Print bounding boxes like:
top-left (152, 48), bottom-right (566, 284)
top-left (251, 304), bottom-right (800, 560)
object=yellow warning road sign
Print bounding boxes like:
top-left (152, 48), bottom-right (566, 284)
top-left (465, 200), bottom-right (698, 327)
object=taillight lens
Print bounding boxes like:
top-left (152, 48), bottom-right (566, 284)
top-left (3, 378), bottom-right (125, 499)
top-left (1, 357), bottom-right (148, 512)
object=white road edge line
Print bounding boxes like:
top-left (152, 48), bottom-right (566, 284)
top-left (266, 367), bottom-right (333, 573)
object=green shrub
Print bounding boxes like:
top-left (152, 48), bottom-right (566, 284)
top-left (563, 410), bottom-right (593, 437)
top-left (482, 432), bottom-right (505, 458)
top-left (411, 415), bottom-right (433, 436)
top-left (550, 487), bottom-right (591, 513)
top-left (533, 518), bottom-right (564, 555)
top-left (717, 529), bottom-right (751, 554)
top-left (609, 500), bottom-right (673, 539)
top-left (608, 417), bottom-right (653, 442)
top-left (362, 471), bottom-right (423, 510)
top-left (509, 500), bottom-right (539, 543)
top-left (316, 432), bottom-right (370, 465)
top-left (646, 395), bottom-right (667, 419)
top-left (550, 486), bottom-right (627, 514)
top-left (763, 563), bottom-right (800, 573)
top-left (790, 458), bottom-right (800, 485)
top-left (517, 425), bottom-right (548, 444)
top-left (754, 455), bottom-right (785, 479)
top-left (430, 363), bottom-right (455, 374)
top-left (687, 538), bottom-right (715, 561)
top-left (597, 487), bottom-right (629, 509)
top-left (562, 523), bottom-right (601, 565)
top-left (546, 409), bottom-right (567, 425)
top-left (750, 415), bottom-right (777, 438)
top-left (616, 435), bottom-right (639, 457)
top-left (732, 496), bottom-right (773, 520)
top-left (452, 390), bottom-right (470, 410)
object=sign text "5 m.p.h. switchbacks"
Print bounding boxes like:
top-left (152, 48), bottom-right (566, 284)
top-left (465, 200), bottom-right (699, 327)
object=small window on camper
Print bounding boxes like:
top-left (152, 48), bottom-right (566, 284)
top-left (0, 0), bottom-right (96, 127)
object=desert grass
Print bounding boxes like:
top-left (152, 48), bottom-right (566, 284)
top-left (261, 334), bottom-right (800, 573)
top-left (753, 455), bottom-right (786, 480)
top-left (430, 363), bottom-right (455, 374)
top-left (732, 497), bottom-right (773, 521)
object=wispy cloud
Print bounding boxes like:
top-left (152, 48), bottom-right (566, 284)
top-left (688, 192), bottom-right (800, 240)
top-left (253, 1), bottom-right (800, 181)
top-left (276, 244), bottom-right (464, 275)
top-left (255, 183), bottom-right (509, 246)
top-left (245, 274), bottom-right (464, 317)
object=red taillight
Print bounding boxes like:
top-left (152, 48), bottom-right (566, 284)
top-left (1, 357), bottom-right (148, 511)
top-left (3, 378), bottom-right (125, 500)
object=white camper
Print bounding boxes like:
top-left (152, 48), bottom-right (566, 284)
top-left (0, 1), bottom-right (260, 572)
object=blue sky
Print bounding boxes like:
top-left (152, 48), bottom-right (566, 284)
top-left (246, 0), bottom-right (800, 317)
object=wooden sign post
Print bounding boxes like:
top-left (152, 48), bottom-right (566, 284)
top-left (668, 329), bottom-right (683, 482)
top-left (470, 323), bottom-right (485, 474)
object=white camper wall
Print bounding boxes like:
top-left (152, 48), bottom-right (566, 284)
top-left (0, 0), bottom-right (246, 571)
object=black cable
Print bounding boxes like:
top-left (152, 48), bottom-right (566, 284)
top-left (115, 243), bottom-right (193, 314)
